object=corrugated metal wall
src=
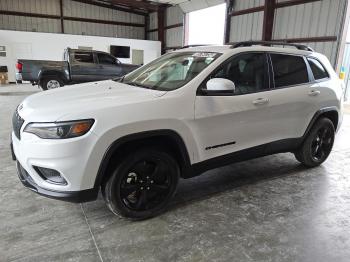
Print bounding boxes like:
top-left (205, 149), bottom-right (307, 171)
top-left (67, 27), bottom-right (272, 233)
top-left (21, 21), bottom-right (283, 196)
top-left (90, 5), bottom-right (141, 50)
top-left (147, 12), bottom-right (158, 41)
top-left (166, 6), bottom-right (184, 48)
top-left (228, 0), bottom-right (347, 66)
top-left (229, 0), bottom-right (264, 43)
top-left (273, 0), bottom-right (347, 66)
top-left (0, 0), bottom-right (146, 39)
top-left (147, 6), bottom-right (184, 48)
top-left (0, 0), bottom-right (61, 33)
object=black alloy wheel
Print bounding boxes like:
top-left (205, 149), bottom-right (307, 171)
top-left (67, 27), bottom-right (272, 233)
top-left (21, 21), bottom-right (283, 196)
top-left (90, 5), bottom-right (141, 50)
top-left (295, 117), bottom-right (335, 167)
top-left (103, 148), bottom-right (179, 220)
top-left (310, 126), bottom-right (333, 162)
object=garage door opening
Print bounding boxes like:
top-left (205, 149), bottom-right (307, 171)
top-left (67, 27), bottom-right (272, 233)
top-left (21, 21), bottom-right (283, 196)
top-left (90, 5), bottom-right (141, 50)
top-left (187, 4), bottom-right (226, 46)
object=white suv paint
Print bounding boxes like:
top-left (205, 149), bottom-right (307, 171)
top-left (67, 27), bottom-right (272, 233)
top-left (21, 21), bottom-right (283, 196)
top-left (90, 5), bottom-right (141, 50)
top-left (11, 42), bottom-right (343, 219)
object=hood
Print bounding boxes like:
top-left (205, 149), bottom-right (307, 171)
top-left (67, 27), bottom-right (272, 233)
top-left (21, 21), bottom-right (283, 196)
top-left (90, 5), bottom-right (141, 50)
top-left (18, 80), bottom-right (166, 122)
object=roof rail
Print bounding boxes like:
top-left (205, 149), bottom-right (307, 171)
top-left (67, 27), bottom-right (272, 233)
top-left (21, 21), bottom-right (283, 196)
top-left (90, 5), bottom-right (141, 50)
top-left (231, 41), bottom-right (314, 52)
top-left (181, 44), bottom-right (211, 49)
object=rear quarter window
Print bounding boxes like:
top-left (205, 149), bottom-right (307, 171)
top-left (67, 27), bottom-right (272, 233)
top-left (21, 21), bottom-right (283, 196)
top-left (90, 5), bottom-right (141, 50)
top-left (270, 54), bottom-right (309, 88)
top-left (307, 58), bottom-right (329, 80)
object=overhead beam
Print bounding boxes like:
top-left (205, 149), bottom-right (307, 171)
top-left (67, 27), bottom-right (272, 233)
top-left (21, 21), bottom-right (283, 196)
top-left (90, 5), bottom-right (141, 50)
top-left (273, 36), bottom-right (337, 43)
top-left (110, 0), bottom-right (162, 11)
top-left (230, 6), bottom-right (264, 16)
top-left (0, 10), bottom-right (144, 27)
top-left (275, 0), bottom-right (321, 8)
top-left (71, 0), bottom-right (147, 16)
top-left (224, 0), bottom-right (232, 44)
top-left (157, 6), bottom-right (166, 53)
top-left (59, 0), bottom-right (64, 33)
top-left (262, 0), bottom-right (276, 41)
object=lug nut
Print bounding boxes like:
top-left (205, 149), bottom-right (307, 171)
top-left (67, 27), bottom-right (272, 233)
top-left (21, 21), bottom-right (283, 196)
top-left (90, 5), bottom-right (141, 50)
top-left (151, 180), bottom-right (154, 184)
top-left (141, 187), bottom-right (144, 190)
top-left (147, 187), bottom-right (150, 190)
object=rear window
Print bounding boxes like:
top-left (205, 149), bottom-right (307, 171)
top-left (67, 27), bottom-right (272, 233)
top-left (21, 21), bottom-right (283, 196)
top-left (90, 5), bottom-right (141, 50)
top-left (307, 58), bottom-right (329, 80)
top-left (74, 52), bottom-right (93, 63)
top-left (271, 54), bottom-right (309, 88)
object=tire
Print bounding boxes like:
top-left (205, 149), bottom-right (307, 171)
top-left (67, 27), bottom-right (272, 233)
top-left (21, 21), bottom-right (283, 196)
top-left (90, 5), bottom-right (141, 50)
top-left (40, 77), bottom-right (64, 90)
top-left (103, 148), bottom-right (180, 220)
top-left (295, 118), bottom-right (335, 167)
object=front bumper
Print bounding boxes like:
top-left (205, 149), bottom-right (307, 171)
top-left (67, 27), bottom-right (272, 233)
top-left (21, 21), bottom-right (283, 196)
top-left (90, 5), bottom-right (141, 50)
top-left (11, 126), bottom-right (100, 201)
top-left (16, 160), bottom-right (97, 203)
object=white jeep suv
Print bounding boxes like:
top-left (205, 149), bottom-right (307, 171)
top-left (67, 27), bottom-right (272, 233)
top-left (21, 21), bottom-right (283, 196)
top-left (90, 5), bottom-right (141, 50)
top-left (11, 41), bottom-right (343, 219)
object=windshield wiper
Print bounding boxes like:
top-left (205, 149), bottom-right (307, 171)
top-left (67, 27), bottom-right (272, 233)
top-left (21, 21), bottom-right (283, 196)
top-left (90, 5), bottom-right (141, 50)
top-left (112, 76), bottom-right (125, 82)
top-left (124, 82), bottom-right (154, 89)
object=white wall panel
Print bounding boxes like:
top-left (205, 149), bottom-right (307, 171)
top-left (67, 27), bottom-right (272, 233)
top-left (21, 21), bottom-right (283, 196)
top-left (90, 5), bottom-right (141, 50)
top-left (229, 11), bottom-right (263, 42)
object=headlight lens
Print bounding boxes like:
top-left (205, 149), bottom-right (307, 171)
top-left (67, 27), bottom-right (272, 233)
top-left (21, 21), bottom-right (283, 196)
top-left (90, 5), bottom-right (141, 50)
top-left (24, 119), bottom-right (94, 139)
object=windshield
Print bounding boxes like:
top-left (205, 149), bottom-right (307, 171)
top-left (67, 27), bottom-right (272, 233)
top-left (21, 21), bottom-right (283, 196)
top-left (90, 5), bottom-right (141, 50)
top-left (119, 52), bottom-right (221, 91)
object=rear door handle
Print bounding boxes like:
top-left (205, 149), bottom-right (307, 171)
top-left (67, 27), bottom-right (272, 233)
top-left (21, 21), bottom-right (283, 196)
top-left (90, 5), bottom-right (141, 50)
top-left (308, 90), bottom-right (320, 96)
top-left (252, 98), bottom-right (269, 105)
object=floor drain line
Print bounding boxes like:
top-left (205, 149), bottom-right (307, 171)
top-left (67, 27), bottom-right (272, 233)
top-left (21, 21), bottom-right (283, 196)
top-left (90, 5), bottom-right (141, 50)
top-left (80, 204), bottom-right (104, 262)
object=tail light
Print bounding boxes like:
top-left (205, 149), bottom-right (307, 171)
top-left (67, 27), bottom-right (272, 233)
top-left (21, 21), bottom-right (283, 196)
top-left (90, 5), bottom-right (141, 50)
top-left (16, 62), bottom-right (23, 72)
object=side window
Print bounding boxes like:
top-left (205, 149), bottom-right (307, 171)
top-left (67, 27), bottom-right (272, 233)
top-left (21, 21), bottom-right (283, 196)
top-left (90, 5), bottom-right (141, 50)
top-left (74, 52), bottom-right (93, 63)
top-left (307, 58), bottom-right (329, 80)
top-left (270, 54), bottom-right (309, 88)
top-left (211, 53), bottom-right (268, 95)
top-left (98, 53), bottom-right (116, 65)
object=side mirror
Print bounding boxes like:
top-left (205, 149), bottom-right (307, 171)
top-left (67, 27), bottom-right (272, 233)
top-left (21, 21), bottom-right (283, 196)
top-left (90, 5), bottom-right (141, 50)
top-left (206, 78), bottom-right (235, 93)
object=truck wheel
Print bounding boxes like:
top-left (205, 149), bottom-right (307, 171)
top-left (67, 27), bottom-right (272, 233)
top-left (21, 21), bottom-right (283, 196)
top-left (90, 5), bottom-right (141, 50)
top-left (294, 118), bottom-right (335, 167)
top-left (41, 77), bottom-right (64, 90)
top-left (103, 148), bottom-right (180, 220)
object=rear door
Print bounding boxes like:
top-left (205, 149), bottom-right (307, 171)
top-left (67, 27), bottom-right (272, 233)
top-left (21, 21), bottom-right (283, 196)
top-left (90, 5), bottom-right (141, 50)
top-left (70, 51), bottom-right (100, 82)
top-left (96, 52), bottom-right (122, 79)
top-left (265, 53), bottom-right (317, 141)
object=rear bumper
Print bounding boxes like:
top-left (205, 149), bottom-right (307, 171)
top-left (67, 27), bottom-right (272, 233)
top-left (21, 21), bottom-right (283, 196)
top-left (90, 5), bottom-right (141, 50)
top-left (16, 160), bottom-right (98, 203)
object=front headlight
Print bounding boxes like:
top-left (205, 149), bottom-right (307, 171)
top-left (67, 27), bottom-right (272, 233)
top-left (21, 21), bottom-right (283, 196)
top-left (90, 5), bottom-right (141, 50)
top-left (23, 119), bottom-right (94, 139)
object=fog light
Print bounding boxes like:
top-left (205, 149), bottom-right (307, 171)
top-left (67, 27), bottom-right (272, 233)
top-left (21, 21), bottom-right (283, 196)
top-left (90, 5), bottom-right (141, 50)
top-left (34, 166), bottom-right (67, 185)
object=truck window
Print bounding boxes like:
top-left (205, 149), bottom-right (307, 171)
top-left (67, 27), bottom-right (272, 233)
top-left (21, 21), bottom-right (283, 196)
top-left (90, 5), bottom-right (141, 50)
top-left (98, 53), bottom-right (116, 65)
top-left (74, 52), bottom-right (93, 63)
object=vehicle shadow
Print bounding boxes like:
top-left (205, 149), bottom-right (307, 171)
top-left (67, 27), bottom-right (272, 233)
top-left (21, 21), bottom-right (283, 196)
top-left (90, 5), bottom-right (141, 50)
top-left (167, 152), bottom-right (311, 212)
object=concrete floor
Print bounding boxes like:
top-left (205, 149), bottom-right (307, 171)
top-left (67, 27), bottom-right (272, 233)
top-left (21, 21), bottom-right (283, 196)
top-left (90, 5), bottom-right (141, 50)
top-left (1, 84), bottom-right (350, 262)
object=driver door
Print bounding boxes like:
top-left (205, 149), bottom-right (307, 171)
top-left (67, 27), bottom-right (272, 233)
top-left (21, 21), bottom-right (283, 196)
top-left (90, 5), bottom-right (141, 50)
top-left (96, 52), bottom-right (123, 79)
top-left (193, 52), bottom-right (274, 162)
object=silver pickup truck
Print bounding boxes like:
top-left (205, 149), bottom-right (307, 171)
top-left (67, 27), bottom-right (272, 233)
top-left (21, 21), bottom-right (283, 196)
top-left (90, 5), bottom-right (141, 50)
top-left (16, 48), bottom-right (139, 90)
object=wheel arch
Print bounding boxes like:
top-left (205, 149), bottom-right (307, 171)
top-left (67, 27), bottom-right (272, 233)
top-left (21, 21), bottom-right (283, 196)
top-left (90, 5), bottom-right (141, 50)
top-left (38, 70), bottom-right (68, 84)
top-left (93, 129), bottom-right (192, 189)
top-left (304, 107), bottom-right (339, 138)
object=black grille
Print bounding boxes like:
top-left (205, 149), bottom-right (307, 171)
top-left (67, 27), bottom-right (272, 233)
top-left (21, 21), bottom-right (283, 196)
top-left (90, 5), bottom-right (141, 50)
top-left (12, 109), bottom-right (24, 140)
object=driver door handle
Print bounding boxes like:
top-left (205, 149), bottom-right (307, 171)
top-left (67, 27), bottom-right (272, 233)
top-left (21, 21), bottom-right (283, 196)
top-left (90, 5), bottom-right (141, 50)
top-left (252, 98), bottom-right (269, 105)
top-left (308, 90), bottom-right (321, 96)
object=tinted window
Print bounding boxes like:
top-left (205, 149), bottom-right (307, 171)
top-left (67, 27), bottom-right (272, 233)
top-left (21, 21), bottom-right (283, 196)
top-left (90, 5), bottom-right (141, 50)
top-left (211, 53), bottom-right (268, 95)
top-left (307, 58), bottom-right (329, 80)
top-left (98, 53), bottom-right (116, 65)
top-left (74, 52), bottom-right (93, 63)
top-left (271, 54), bottom-right (309, 88)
